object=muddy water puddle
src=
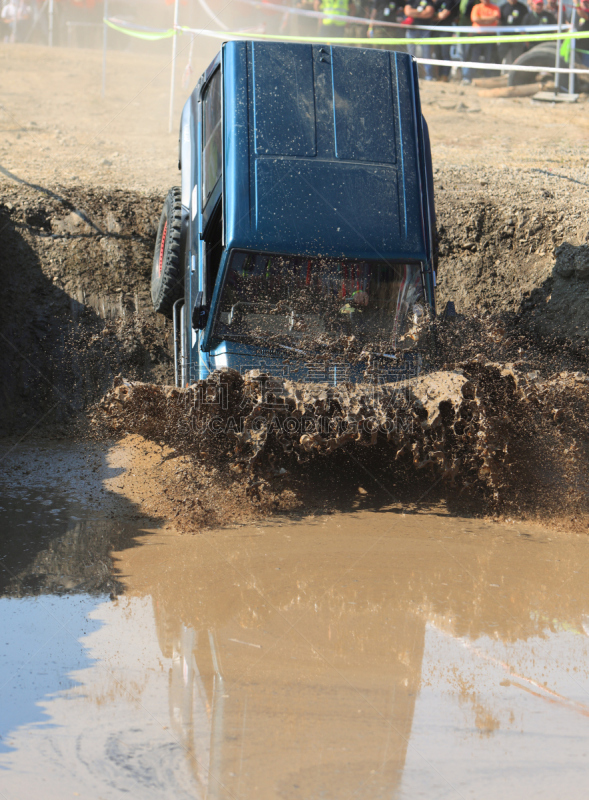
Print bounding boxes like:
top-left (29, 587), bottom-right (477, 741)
top-left (1, 453), bottom-right (589, 799)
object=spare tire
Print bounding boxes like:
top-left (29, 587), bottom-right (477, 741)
top-left (151, 187), bottom-right (184, 318)
top-left (508, 43), bottom-right (577, 91)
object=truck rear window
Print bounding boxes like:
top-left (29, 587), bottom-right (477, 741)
top-left (213, 252), bottom-right (424, 351)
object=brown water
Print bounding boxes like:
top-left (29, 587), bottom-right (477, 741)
top-left (2, 456), bottom-right (589, 800)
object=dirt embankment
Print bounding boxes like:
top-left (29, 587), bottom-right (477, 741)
top-left (435, 165), bottom-right (589, 355)
top-left (1, 164), bottom-right (588, 432)
top-left (0, 181), bottom-right (173, 434)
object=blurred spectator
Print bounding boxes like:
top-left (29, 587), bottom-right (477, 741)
top-left (294, 0), bottom-right (319, 36)
top-left (498, 0), bottom-right (528, 62)
top-left (572, 0), bottom-right (589, 66)
top-left (314, 0), bottom-right (350, 36)
top-left (523, 0), bottom-right (556, 26)
top-left (501, 0), bottom-right (527, 25)
top-left (469, 0), bottom-right (500, 76)
top-left (368, 0), bottom-right (405, 47)
top-left (458, 0), bottom-right (477, 25)
top-left (350, 0), bottom-right (371, 40)
top-left (457, 0), bottom-right (477, 82)
top-left (1, 0), bottom-right (31, 42)
top-left (471, 0), bottom-right (500, 28)
top-left (403, 0), bottom-right (436, 79)
top-left (433, 0), bottom-right (460, 81)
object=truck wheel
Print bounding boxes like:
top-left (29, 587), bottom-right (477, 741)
top-left (151, 187), bottom-right (183, 318)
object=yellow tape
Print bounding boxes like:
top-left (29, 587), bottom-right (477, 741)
top-left (200, 27), bottom-right (589, 47)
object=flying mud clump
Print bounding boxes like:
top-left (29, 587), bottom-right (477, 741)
top-left (95, 363), bottom-right (589, 524)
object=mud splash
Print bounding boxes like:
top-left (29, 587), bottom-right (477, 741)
top-left (95, 360), bottom-right (589, 528)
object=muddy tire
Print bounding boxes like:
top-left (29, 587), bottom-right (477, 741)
top-left (151, 187), bottom-right (184, 318)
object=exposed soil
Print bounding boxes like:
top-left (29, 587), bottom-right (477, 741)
top-left (93, 359), bottom-right (589, 531)
top-left (0, 183), bottom-right (173, 432)
top-left (2, 164), bottom-right (588, 433)
top-left (2, 43), bottom-right (589, 192)
top-left (1, 42), bottom-right (588, 530)
top-left (434, 164), bottom-right (589, 356)
top-left (2, 41), bottom-right (589, 800)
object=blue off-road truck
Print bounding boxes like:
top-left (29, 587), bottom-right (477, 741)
top-left (151, 41), bottom-right (438, 387)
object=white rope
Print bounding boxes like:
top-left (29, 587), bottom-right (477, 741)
top-left (415, 56), bottom-right (589, 75)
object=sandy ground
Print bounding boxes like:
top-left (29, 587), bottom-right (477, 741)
top-left (1, 42), bottom-right (589, 196)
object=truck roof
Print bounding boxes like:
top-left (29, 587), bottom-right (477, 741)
top-left (222, 41), bottom-right (431, 264)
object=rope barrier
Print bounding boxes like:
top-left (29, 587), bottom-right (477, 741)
top-left (177, 23), bottom-right (589, 47)
top-left (415, 56), bottom-right (589, 74)
top-left (104, 18), bottom-right (175, 39)
top-left (101, 15), bottom-right (589, 116)
top-left (103, 16), bottom-right (589, 49)
top-left (233, 0), bottom-right (570, 34)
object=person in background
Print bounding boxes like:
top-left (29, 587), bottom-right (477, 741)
top-left (314, 0), bottom-right (350, 37)
top-left (295, 0), bottom-right (320, 37)
top-left (403, 0), bottom-right (436, 79)
top-left (434, 0), bottom-right (460, 81)
top-left (523, 0), bottom-right (556, 26)
top-left (1, 0), bottom-right (16, 42)
top-left (571, 0), bottom-right (589, 66)
top-left (499, 0), bottom-right (528, 62)
top-left (457, 0), bottom-right (477, 82)
top-left (469, 0), bottom-right (501, 76)
top-left (368, 0), bottom-right (405, 48)
top-left (1, 0), bottom-right (31, 42)
top-left (546, 0), bottom-right (571, 23)
top-left (350, 0), bottom-right (370, 40)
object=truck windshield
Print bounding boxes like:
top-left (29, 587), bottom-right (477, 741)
top-left (213, 251), bottom-right (425, 351)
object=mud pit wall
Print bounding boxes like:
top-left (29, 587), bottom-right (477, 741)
top-left (1, 166), bottom-right (588, 433)
top-left (434, 166), bottom-right (589, 351)
top-left (0, 183), bottom-right (173, 433)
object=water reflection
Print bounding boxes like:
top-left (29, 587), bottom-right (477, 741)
top-left (0, 484), bottom-right (132, 767)
top-left (0, 594), bottom-right (103, 755)
top-left (0, 489), bottom-right (118, 596)
top-left (121, 513), bottom-right (589, 799)
top-left (2, 482), bottom-right (589, 798)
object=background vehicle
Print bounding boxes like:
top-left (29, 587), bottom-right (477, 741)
top-left (151, 41), bottom-right (437, 387)
top-left (508, 42), bottom-right (589, 91)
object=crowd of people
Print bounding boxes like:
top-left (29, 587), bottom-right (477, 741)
top-left (298, 0), bottom-right (589, 79)
top-left (2, 0), bottom-right (588, 79)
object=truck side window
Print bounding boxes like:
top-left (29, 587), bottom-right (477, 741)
top-left (206, 201), bottom-right (223, 302)
top-left (202, 68), bottom-right (222, 209)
